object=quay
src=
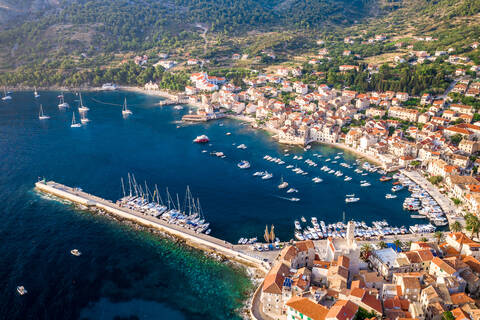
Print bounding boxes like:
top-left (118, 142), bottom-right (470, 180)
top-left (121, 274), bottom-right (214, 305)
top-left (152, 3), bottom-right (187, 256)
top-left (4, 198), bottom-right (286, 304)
top-left (35, 180), bottom-right (270, 273)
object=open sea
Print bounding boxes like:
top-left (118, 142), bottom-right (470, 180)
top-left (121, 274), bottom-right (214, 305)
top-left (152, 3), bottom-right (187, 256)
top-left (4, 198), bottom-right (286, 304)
top-left (0, 90), bottom-right (413, 319)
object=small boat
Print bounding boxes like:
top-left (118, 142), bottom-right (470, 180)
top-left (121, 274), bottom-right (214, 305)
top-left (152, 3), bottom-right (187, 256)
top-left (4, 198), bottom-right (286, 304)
top-left (71, 113), bottom-right (82, 128)
top-left (286, 188), bottom-right (298, 193)
top-left (411, 215), bottom-right (426, 219)
top-left (345, 197), bottom-right (360, 203)
top-left (253, 171), bottom-right (264, 176)
top-left (392, 185), bottom-right (405, 192)
top-left (194, 135), bottom-right (209, 143)
top-left (237, 144), bottom-right (247, 149)
top-left (360, 182), bottom-right (371, 187)
top-left (122, 98), bottom-right (132, 116)
top-left (289, 197), bottom-right (300, 202)
top-left (294, 220), bottom-right (301, 230)
top-left (226, 132), bottom-right (231, 136)
top-left (1, 87), bottom-right (12, 101)
top-left (58, 93), bottom-right (69, 108)
top-left (173, 105), bottom-right (183, 110)
top-left (102, 83), bottom-right (118, 90)
top-left (16, 286), bottom-right (27, 295)
top-left (34, 87), bottom-right (40, 98)
top-left (346, 194), bottom-right (355, 197)
top-left (237, 160), bottom-right (251, 169)
top-left (379, 176), bottom-right (392, 182)
top-left (312, 177), bottom-right (323, 183)
top-left (70, 249), bottom-right (82, 256)
top-left (344, 176), bottom-right (352, 181)
top-left (38, 105), bottom-right (50, 120)
top-left (78, 93), bottom-right (89, 112)
top-left (385, 194), bottom-right (397, 199)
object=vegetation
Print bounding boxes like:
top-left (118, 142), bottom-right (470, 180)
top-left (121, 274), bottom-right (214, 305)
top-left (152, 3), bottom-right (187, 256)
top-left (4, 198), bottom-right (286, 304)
top-left (465, 213), bottom-right (480, 239)
top-left (434, 231), bottom-right (443, 244)
top-left (429, 176), bottom-right (443, 185)
top-left (451, 198), bottom-right (462, 206)
top-left (360, 243), bottom-right (373, 261)
top-left (450, 221), bottom-right (462, 232)
top-left (378, 241), bottom-right (387, 249)
top-left (354, 307), bottom-right (378, 320)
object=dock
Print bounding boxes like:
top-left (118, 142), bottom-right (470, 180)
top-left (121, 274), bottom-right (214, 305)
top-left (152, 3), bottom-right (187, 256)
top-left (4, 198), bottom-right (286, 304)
top-left (35, 180), bottom-right (270, 273)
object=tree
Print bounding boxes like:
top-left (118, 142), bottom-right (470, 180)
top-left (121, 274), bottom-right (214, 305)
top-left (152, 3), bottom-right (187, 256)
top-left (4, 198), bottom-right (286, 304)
top-left (466, 213), bottom-right (480, 239)
top-left (360, 243), bottom-right (373, 262)
top-left (434, 231), bottom-right (443, 244)
top-left (429, 175), bottom-right (443, 185)
top-left (420, 237), bottom-right (428, 242)
top-left (378, 241), bottom-right (387, 249)
top-left (393, 239), bottom-right (402, 251)
top-left (442, 311), bottom-right (455, 320)
top-left (450, 221), bottom-right (462, 232)
top-left (450, 134), bottom-right (463, 146)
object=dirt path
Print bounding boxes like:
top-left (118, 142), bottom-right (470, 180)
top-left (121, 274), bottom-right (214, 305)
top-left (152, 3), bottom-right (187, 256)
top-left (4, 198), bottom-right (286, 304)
top-left (195, 23), bottom-right (209, 55)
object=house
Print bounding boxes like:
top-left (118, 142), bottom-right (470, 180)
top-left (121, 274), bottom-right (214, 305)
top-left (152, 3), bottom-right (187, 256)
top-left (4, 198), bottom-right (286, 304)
top-left (388, 107), bottom-right (419, 122)
top-left (325, 300), bottom-right (359, 320)
top-left (261, 262), bottom-right (291, 316)
top-left (286, 296), bottom-right (329, 320)
top-left (446, 233), bottom-right (480, 259)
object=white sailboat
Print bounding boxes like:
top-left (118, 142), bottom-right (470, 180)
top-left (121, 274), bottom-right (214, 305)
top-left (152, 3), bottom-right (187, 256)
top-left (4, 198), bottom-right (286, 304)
top-left (34, 87), bottom-right (40, 98)
top-left (1, 87), bottom-right (12, 101)
top-left (80, 112), bottom-right (90, 124)
top-left (122, 97), bottom-right (132, 116)
top-left (38, 104), bottom-right (50, 120)
top-left (71, 112), bottom-right (82, 128)
top-left (58, 93), bottom-right (69, 108)
top-left (78, 93), bottom-right (89, 112)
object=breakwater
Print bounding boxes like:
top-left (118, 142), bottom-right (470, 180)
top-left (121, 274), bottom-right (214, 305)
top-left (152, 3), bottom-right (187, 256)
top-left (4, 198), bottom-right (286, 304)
top-left (35, 180), bottom-right (270, 274)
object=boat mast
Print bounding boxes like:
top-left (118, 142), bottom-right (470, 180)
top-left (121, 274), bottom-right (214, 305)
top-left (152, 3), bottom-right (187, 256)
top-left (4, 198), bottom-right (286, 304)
top-left (270, 225), bottom-right (275, 243)
top-left (121, 177), bottom-right (126, 198)
top-left (176, 194), bottom-right (181, 213)
top-left (264, 225), bottom-right (270, 243)
top-left (127, 173), bottom-right (132, 197)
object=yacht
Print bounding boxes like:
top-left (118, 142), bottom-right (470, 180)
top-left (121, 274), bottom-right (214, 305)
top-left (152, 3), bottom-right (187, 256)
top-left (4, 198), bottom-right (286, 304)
top-left (360, 182), bottom-right (371, 187)
top-left (70, 249), bottom-right (82, 256)
top-left (122, 98), bottom-right (132, 116)
top-left (58, 93), bottom-right (69, 108)
top-left (262, 172), bottom-right (273, 180)
top-left (295, 231), bottom-right (305, 241)
top-left (345, 197), bottom-right (360, 203)
top-left (2, 87), bottom-right (12, 101)
top-left (78, 93), bottom-right (89, 112)
top-left (34, 87), bottom-right (40, 98)
top-left (237, 160), bottom-right (251, 169)
top-left (286, 188), bottom-right (298, 193)
top-left (294, 220), bottom-right (302, 230)
top-left (253, 171), bottom-right (264, 177)
top-left (16, 286), bottom-right (27, 295)
top-left (312, 177), bottom-right (323, 183)
top-left (278, 177), bottom-right (289, 189)
top-left (38, 105), bottom-right (50, 120)
top-left (344, 176), bottom-right (352, 181)
top-left (194, 135), bottom-right (209, 143)
top-left (80, 113), bottom-right (90, 124)
top-left (71, 113), bottom-right (82, 128)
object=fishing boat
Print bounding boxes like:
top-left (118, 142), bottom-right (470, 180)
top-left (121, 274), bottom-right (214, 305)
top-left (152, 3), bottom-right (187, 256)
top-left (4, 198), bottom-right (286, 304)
top-left (278, 177), bottom-right (289, 189)
top-left (78, 93), bottom-right (89, 112)
top-left (80, 112), bottom-right (90, 124)
top-left (237, 160), bottom-right (251, 169)
top-left (16, 286), bottom-right (27, 295)
top-left (71, 113), bottom-right (82, 128)
top-left (58, 93), bottom-right (69, 108)
top-left (1, 87), bottom-right (12, 101)
top-left (194, 135), bottom-right (209, 143)
top-left (34, 87), bottom-right (40, 98)
top-left (122, 98), bottom-right (132, 116)
top-left (70, 249), bottom-right (82, 256)
top-left (38, 105), bottom-right (50, 120)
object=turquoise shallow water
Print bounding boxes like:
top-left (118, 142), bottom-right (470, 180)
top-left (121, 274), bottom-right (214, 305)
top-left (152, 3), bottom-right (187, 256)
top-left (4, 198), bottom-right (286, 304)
top-left (0, 90), bottom-right (413, 319)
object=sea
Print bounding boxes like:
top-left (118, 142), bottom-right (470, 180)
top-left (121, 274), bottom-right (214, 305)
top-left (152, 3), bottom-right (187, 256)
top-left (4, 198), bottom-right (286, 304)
top-left (0, 90), bottom-right (413, 319)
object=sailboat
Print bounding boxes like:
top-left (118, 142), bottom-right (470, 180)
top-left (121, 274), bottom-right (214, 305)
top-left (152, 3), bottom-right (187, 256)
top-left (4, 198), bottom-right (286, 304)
top-left (38, 104), bottom-right (50, 120)
top-left (58, 93), bottom-right (69, 108)
top-left (78, 93), bottom-right (89, 112)
top-left (122, 97), bottom-right (132, 116)
top-left (1, 87), bottom-right (12, 101)
top-left (34, 87), bottom-right (40, 98)
top-left (71, 112), bottom-right (82, 128)
top-left (80, 112), bottom-right (90, 124)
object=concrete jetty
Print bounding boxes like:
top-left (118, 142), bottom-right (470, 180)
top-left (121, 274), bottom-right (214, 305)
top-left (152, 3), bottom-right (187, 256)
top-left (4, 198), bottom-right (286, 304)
top-left (35, 180), bottom-right (270, 273)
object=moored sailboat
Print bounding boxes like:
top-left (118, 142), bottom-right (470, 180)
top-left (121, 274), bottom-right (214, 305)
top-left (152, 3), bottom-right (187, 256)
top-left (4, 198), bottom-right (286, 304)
top-left (38, 104), bottom-right (50, 120)
top-left (122, 97), bottom-right (132, 116)
top-left (71, 112), bottom-right (82, 128)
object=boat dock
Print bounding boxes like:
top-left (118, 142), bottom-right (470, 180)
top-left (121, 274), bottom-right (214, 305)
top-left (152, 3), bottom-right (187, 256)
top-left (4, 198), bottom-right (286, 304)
top-left (35, 180), bottom-right (270, 273)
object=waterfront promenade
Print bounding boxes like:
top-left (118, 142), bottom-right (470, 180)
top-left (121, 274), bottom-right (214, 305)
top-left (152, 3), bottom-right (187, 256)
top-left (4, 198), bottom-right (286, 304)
top-left (35, 180), bottom-right (271, 273)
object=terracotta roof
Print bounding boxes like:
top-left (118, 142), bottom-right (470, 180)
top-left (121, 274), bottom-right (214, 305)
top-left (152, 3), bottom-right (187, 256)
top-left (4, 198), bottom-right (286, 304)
top-left (431, 257), bottom-right (457, 275)
top-left (326, 300), bottom-right (359, 320)
top-left (451, 292), bottom-right (475, 306)
top-left (463, 256), bottom-right (480, 273)
top-left (286, 296), bottom-right (329, 320)
top-left (262, 262), bottom-right (290, 294)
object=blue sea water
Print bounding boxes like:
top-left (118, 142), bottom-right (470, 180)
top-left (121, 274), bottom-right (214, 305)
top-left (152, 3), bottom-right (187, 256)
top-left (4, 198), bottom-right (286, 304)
top-left (0, 90), bottom-right (414, 319)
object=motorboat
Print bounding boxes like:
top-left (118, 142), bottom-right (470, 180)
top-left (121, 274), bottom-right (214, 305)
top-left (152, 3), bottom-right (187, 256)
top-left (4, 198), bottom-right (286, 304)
top-left (16, 286), bottom-right (27, 295)
top-left (70, 249), bottom-right (82, 256)
top-left (237, 160), bottom-right (251, 169)
top-left (194, 135), bottom-right (209, 143)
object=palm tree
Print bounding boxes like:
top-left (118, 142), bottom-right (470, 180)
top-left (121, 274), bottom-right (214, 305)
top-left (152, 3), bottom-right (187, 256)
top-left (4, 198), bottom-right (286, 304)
top-left (378, 241), bottom-right (387, 249)
top-left (403, 240), bottom-right (412, 251)
top-left (360, 243), bottom-right (373, 262)
top-left (434, 231), bottom-right (443, 244)
top-left (393, 239), bottom-right (402, 252)
top-left (420, 237), bottom-right (428, 242)
top-left (466, 214), bottom-right (480, 239)
top-left (450, 221), bottom-right (462, 233)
